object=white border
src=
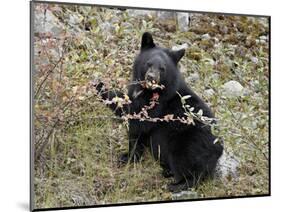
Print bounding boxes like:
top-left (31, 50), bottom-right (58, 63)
top-left (1, 0), bottom-right (280, 211)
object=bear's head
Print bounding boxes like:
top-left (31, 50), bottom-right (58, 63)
top-left (133, 32), bottom-right (185, 93)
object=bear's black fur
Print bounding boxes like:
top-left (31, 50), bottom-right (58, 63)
top-left (96, 32), bottom-right (223, 192)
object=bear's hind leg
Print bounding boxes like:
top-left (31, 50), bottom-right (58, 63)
top-left (166, 151), bottom-right (198, 192)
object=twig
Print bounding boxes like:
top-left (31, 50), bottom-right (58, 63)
top-left (225, 106), bottom-right (268, 161)
top-left (35, 96), bottom-right (74, 161)
top-left (34, 56), bottom-right (64, 99)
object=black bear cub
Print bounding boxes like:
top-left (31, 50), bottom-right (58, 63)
top-left (96, 32), bottom-right (223, 192)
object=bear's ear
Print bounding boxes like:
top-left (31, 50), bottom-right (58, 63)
top-left (170, 49), bottom-right (185, 64)
top-left (141, 32), bottom-right (155, 50)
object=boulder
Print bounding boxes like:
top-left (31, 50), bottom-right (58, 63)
top-left (34, 9), bottom-right (63, 37)
top-left (156, 11), bottom-right (176, 21)
top-left (127, 9), bottom-right (156, 18)
top-left (172, 190), bottom-right (198, 200)
top-left (177, 12), bottom-right (190, 32)
top-left (215, 150), bottom-right (240, 181)
top-left (222, 80), bottom-right (244, 97)
top-left (172, 43), bottom-right (189, 51)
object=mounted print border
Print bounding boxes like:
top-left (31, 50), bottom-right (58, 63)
top-left (30, 0), bottom-right (271, 211)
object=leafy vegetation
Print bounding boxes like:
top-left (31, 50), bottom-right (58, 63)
top-left (33, 3), bottom-right (269, 209)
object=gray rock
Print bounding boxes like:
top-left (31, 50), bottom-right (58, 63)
top-left (250, 56), bottom-right (259, 64)
top-left (156, 11), bottom-right (176, 21)
top-left (242, 88), bottom-right (251, 96)
top-left (69, 14), bottom-right (81, 26)
top-left (177, 12), bottom-right (190, 32)
top-left (209, 59), bottom-right (216, 66)
top-left (215, 150), bottom-right (240, 181)
top-left (100, 22), bottom-right (115, 33)
top-left (213, 43), bottom-right (220, 49)
top-left (259, 35), bottom-right (267, 41)
top-left (71, 193), bottom-right (92, 205)
top-left (34, 9), bottom-right (63, 37)
top-left (222, 80), bottom-right (244, 97)
top-left (202, 33), bottom-right (211, 40)
top-left (186, 72), bottom-right (200, 83)
top-left (172, 43), bottom-right (188, 51)
top-left (214, 37), bottom-right (220, 43)
top-left (172, 190), bottom-right (198, 200)
top-left (220, 25), bottom-right (228, 34)
top-left (203, 88), bottom-right (215, 97)
top-left (128, 10), bottom-right (189, 32)
top-left (121, 22), bottom-right (133, 29)
top-left (211, 22), bottom-right (216, 27)
top-left (258, 18), bottom-right (269, 28)
top-left (211, 73), bottom-right (220, 80)
top-left (81, 6), bottom-right (92, 14)
top-left (259, 35), bottom-right (268, 45)
top-left (127, 9), bottom-right (156, 18)
top-left (178, 63), bottom-right (187, 74)
top-left (111, 16), bottom-right (121, 24)
top-left (259, 39), bottom-right (267, 45)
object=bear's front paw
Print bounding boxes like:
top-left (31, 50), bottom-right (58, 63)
top-left (162, 168), bottom-right (173, 178)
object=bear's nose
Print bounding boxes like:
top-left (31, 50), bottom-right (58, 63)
top-left (146, 72), bottom-right (156, 81)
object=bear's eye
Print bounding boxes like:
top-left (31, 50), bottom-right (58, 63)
top-left (146, 62), bottom-right (152, 68)
top-left (159, 66), bottom-right (165, 72)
